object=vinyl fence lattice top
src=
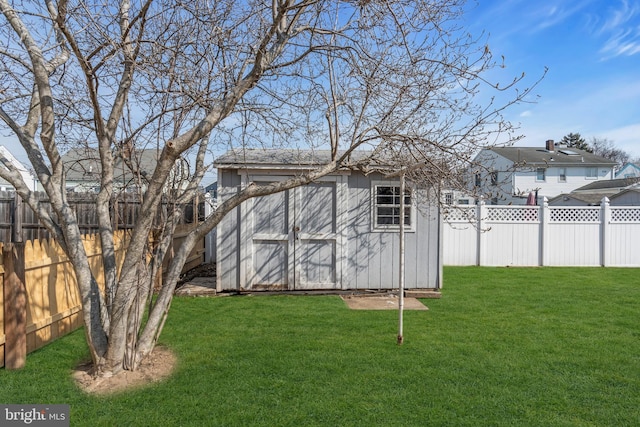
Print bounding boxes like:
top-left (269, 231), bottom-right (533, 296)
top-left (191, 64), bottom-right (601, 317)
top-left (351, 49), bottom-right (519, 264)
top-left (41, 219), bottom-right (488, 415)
top-left (549, 207), bottom-right (600, 223)
top-left (486, 207), bottom-right (538, 222)
top-left (442, 206), bottom-right (476, 222)
top-left (611, 207), bottom-right (640, 222)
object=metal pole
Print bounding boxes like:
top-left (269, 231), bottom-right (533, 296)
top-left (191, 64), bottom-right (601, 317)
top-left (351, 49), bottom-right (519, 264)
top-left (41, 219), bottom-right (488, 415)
top-left (397, 173), bottom-right (405, 345)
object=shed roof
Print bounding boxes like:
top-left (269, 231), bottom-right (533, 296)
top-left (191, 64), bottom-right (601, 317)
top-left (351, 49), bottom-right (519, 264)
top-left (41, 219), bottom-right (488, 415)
top-left (572, 177), bottom-right (640, 192)
top-left (548, 193), bottom-right (608, 205)
top-left (485, 147), bottom-right (617, 167)
top-left (214, 149), bottom-right (374, 169)
top-left (609, 188), bottom-right (640, 201)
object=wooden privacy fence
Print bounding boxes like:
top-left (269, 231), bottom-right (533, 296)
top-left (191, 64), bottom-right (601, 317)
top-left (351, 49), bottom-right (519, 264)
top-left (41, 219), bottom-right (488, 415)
top-left (1, 231), bottom-right (127, 369)
top-left (1, 224), bottom-right (205, 369)
top-left (0, 190), bottom-right (205, 242)
top-left (442, 197), bottom-right (640, 267)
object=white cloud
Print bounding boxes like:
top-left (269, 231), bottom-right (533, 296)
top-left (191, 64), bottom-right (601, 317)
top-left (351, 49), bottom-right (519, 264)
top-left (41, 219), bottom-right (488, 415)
top-left (599, 29), bottom-right (640, 58)
top-left (532, 2), bottom-right (592, 32)
top-left (596, 0), bottom-right (640, 58)
top-left (598, 0), bottom-right (639, 33)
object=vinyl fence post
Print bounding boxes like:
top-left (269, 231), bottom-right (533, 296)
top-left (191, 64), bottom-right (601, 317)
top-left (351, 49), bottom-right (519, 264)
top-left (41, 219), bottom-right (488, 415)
top-left (600, 197), bottom-right (610, 267)
top-left (476, 198), bottom-right (485, 266)
top-left (3, 243), bottom-right (27, 369)
top-left (539, 197), bottom-right (549, 266)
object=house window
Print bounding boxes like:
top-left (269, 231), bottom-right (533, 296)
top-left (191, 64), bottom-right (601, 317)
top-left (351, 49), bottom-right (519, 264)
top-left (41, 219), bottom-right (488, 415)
top-left (490, 171), bottom-right (498, 186)
top-left (559, 168), bottom-right (567, 182)
top-left (457, 199), bottom-right (470, 205)
top-left (536, 168), bottom-right (546, 182)
top-left (475, 173), bottom-right (481, 187)
top-left (373, 184), bottom-right (412, 230)
top-left (444, 193), bottom-right (453, 205)
top-left (586, 167), bottom-right (598, 179)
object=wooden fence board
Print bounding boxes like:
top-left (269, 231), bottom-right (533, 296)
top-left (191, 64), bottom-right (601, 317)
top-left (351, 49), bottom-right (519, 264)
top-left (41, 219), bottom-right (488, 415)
top-left (3, 243), bottom-right (27, 369)
top-left (0, 231), bottom-right (126, 367)
top-left (0, 190), bottom-right (206, 368)
top-left (0, 271), bottom-right (4, 368)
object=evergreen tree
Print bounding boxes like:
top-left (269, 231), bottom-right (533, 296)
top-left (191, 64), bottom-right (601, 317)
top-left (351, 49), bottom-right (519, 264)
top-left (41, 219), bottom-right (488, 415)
top-left (560, 133), bottom-right (592, 152)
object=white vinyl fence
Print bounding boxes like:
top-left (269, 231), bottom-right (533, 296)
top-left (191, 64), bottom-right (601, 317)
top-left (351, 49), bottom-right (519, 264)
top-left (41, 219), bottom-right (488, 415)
top-left (442, 197), bottom-right (640, 267)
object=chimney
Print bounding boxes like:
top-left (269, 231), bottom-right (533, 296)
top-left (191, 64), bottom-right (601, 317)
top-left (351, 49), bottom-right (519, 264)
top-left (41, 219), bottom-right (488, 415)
top-left (546, 139), bottom-right (555, 152)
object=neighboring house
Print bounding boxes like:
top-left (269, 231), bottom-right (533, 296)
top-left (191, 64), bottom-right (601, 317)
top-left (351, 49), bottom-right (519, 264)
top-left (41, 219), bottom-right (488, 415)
top-left (62, 147), bottom-right (189, 193)
top-left (62, 147), bottom-right (102, 192)
top-left (0, 146), bottom-right (39, 191)
top-left (548, 193), bottom-right (608, 206)
top-left (470, 140), bottom-right (617, 205)
top-left (441, 189), bottom-right (474, 206)
top-left (616, 163), bottom-right (640, 178)
top-left (204, 181), bottom-right (217, 199)
top-left (214, 149), bottom-right (442, 292)
top-left (570, 176), bottom-right (640, 195)
top-left (609, 187), bottom-right (640, 206)
top-left (549, 177), bottom-right (640, 206)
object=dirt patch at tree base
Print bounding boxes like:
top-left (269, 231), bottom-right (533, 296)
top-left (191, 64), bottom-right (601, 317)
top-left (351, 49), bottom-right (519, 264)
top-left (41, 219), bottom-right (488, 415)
top-left (73, 346), bottom-right (177, 395)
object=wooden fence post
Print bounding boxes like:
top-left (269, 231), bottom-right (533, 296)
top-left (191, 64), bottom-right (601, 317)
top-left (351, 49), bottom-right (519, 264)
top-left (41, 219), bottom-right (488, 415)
top-left (13, 192), bottom-right (23, 243)
top-left (3, 242), bottom-right (26, 369)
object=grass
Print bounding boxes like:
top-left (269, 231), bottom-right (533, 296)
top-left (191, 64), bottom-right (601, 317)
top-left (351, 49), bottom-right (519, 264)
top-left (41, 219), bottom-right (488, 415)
top-left (2, 267), bottom-right (640, 426)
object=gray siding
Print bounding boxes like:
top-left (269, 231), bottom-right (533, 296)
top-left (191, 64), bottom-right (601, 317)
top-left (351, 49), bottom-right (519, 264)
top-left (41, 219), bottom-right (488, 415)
top-left (216, 169), bottom-right (241, 291)
top-left (216, 169), bottom-right (441, 291)
top-left (346, 173), bottom-right (440, 289)
top-left (611, 191), bottom-right (640, 206)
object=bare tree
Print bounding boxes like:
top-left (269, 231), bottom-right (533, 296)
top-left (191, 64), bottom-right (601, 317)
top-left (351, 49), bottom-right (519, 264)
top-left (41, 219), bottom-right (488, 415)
top-left (0, 0), bottom-right (539, 377)
top-left (589, 137), bottom-right (631, 169)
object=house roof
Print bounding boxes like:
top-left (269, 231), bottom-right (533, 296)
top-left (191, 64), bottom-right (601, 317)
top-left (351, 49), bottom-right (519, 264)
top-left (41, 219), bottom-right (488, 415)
top-left (62, 147), bottom-right (161, 185)
top-left (609, 188), bottom-right (640, 201)
top-left (572, 177), bottom-right (640, 192)
top-left (214, 149), bottom-right (375, 169)
top-left (485, 147), bottom-right (617, 167)
top-left (548, 193), bottom-right (609, 205)
top-left (616, 162), bottom-right (640, 176)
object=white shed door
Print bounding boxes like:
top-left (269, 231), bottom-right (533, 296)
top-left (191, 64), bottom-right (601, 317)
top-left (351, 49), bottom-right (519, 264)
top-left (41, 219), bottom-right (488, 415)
top-left (294, 182), bottom-right (338, 289)
top-left (247, 180), bottom-right (339, 290)
top-left (250, 186), bottom-right (290, 289)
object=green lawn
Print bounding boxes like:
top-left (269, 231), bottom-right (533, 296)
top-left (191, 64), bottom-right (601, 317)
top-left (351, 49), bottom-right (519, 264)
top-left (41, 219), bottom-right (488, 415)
top-left (2, 267), bottom-right (640, 426)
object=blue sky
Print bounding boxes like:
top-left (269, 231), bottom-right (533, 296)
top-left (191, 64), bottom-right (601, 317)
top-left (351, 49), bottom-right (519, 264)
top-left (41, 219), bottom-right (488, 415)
top-left (2, 0), bottom-right (639, 170)
top-left (465, 0), bottom-right (640, 158)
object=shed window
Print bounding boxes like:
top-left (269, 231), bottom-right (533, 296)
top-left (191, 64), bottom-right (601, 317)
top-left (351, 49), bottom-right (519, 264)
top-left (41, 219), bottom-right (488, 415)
top-left (373, 184), bottom-right (412, 229)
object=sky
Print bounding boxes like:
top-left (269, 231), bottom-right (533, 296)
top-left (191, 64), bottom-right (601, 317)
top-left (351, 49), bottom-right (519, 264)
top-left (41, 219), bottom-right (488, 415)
top-left (2, 0), bottom-right (640, 175)
top-left (464, 0), bottom-right (640, 158)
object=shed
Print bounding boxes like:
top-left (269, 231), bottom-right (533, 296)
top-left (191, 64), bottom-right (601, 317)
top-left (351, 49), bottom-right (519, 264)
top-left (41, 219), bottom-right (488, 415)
top-left (214, 149), bottom-right (442, 292)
